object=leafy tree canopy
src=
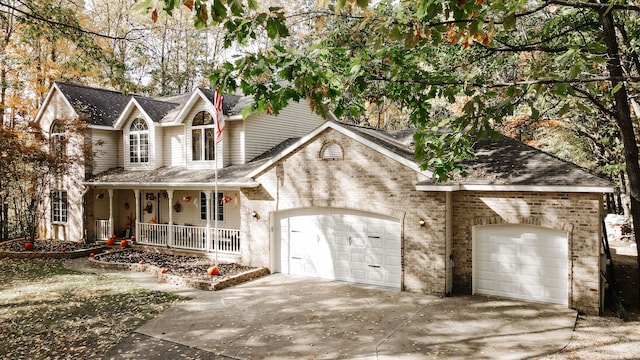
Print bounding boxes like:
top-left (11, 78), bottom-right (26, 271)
top-left (150, 0), bottom-right (640, 182)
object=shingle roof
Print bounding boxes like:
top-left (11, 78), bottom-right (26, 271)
top-left (56, 82), bottom-right (246, 126)
top-left (86, 163), bottom-right (265, 185)
top-left (55, 82), bottom-right (131, 126)
top-left (327, 122), bottom-right (612, 188)
top-left (436, 134), bottom-right (613, 187)
top-left (133, 96), bottom-right (180, 122)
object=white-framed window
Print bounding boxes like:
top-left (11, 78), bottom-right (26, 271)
top-left (191, 111), bottom-right (215, 161)
top-left (51, 190), bottom-right (68, 223)
top-left (129, 118), bottom-right (149, 163)
top-left (50, 121), bottom-right (66, 156)
top-left (200, 192), bottom-right (224, 221)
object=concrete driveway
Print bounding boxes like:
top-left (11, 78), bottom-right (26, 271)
top-left (133, 274), bottom-right (577, 360)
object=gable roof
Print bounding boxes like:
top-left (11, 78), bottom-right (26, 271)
top-left (167, 88), bottom-right (244, 125)
top-left (248, 121), bottom-right (613, 193)
top-left (49, 83), bottom-right (246, 128)
top-left (246, 121), bottom-right (433, 179)
top-left (54, 82), bottom-right (131, 127)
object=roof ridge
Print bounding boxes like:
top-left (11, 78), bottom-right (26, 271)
top-left (55, 82), bottom-right (129, 97)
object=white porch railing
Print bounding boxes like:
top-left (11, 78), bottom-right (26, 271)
top-left (138, 223), bottom-right (168, 247)
top-left (137, 223), bottom-right (240, 254)
top-left (95, 219), bottom-right (111, 241)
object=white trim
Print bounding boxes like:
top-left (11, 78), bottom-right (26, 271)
top-left (113, 98), bottom-right (154, 130)
top-left (34, 83), bottom-right (78, 124)
top-left (83, 181), bottom-right (259, 189)
top-left (416, 183), bottom-right (615, 193)
top-left (88, 124), bottom-right (114, 130)
top-left (247, 121), bottom-right (433, 178)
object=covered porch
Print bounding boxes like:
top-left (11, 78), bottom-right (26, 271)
top-left (89, 187), bottom-right (242, 255)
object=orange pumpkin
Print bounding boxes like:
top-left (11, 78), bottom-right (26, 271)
top-left (120, 240), bottom-right (129, 248)
top-left (89, 253), bottom-right (95, 257)
top-left (161, 268), bottom-right (168, 274)
top-left (207, 266), bottom-right (219, 276)
top-left (24, 242), bottom-right (34, 251)
top-left (139, 260), bottom-right (145, 264)
top-left (106, 238), bottom-right (115, 246)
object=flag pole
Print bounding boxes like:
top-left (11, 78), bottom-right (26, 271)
top-left (213, 88), bottom-right (224, 266)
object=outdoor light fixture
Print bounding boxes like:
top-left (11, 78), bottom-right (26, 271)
top-left (251, 211), bottom-right (260, 219)
top-left (419, 218), bottom-right (425, 227)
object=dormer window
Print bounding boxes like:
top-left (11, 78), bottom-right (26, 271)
top-left (192, 111), bottom-right (215, 161)
top-left (129, 118), bottom-right (149, 163)
top-left (50, 121), bottom-right (66, 156)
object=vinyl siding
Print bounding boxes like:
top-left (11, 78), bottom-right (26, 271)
top-left (163, 125), bottom-right (185, 167)
top-left (227, 120), bottom-right (245, 165)
top-left (91, 129), bottom-right (119, 175)
top-left (244, 100), bottom-right (326, 161)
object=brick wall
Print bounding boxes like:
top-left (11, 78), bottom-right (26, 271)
top-left (241, 127), bottom-right (603, 314)
top-left (451, 191), bottom-right (603, 314)
top-left (245, 128), bottom-right (449, 294)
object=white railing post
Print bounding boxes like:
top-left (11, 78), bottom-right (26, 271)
top-left (167, 190), bottom-right (174, 248)
top-left (108, 189), bottom-right (114, 238)
top-left (134, 190), bottom-right (140, 242)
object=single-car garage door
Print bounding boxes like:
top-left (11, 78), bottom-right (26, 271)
top-left (473, 224), bottom-right (568, 306)
top-left (274, 208), bottom-right (401, 289)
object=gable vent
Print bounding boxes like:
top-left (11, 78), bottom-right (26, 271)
top-left (321, 143), bottom-right (343, 160)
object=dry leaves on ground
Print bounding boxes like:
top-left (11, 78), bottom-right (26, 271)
top-left (0, 257), bottom-right (185, 360)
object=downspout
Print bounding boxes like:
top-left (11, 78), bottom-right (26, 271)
top-left (445, 192), bottom-right (453, 295)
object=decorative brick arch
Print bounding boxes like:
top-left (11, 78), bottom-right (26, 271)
top-left (472, 216), bottom-right (574, 235)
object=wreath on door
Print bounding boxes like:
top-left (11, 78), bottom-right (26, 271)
top-left (144, 201), bottom-right (153, 213)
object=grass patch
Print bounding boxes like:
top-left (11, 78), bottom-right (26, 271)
top-left (0, 257), bottom-right (186, 359)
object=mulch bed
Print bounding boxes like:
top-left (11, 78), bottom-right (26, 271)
top-left (0, 238), bottom-right (97, 253)
top-left (95, 248), bottom-right (256, 281)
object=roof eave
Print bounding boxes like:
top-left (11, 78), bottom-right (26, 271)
top-left (113, 98), bottom-right (153, 130)
top-left (416, 184), bottom-right (615, 193)
top-left (34, 83), bottom-right (79, 124)
top-left (247, 121), bottom-right (432, 178)
top-left (84, 180), bottom-right (260, 189)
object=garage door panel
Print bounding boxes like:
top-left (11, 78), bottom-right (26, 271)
top-left (474, 225), bottom-right (568, 306)
top-left (279, 208), bottom-right (401, 289)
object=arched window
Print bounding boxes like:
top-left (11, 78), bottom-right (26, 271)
top-left (192, 111), bottom-right (215, 161)
top-left (50, 121), bottom-right (66, 156)
top-left (129, 118), bottom-right (149, 163)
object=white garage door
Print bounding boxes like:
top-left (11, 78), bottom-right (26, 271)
top-left (473, 225), bottom-right (568, 306)
top-left (275, 208), bottom-right (401, 289)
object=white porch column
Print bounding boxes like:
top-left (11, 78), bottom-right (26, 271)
top-left (167, 190), bottom-right (174, 247)
top-left (206, 191), bottom-right (212, 252)
top-left (108, 188), bottom-right (114, 238)
top-left (134, 189), bottom-right (140, 241)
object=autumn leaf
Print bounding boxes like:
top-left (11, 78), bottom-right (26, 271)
top-left (151, 8), bottom-right (158, 23)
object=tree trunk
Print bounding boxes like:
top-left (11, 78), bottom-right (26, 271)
top-left (601, 10), bottom-right (640, 302)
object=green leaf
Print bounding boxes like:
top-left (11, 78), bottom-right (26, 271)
top-left (611, 82), bottom-right (624, 95)
top-left (569, 64), bottom-right (581, 79)
top-left (356, 0), bottom-right (369, 8)
top-left (503, 13), bottom-right (516, 30)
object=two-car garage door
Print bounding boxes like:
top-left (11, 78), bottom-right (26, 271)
top-left (274, 208), bottom-right (401, 289)
top-left (473, 224), bottom-right (569, 306)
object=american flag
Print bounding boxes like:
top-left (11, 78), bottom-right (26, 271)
top-left (214, 88), bottom-right (224, 143)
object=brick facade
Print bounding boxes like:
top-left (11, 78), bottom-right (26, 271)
top-left (241, 128), bottom-right (604, 314)
top-left (451, 191), bottom-right (603, 314)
